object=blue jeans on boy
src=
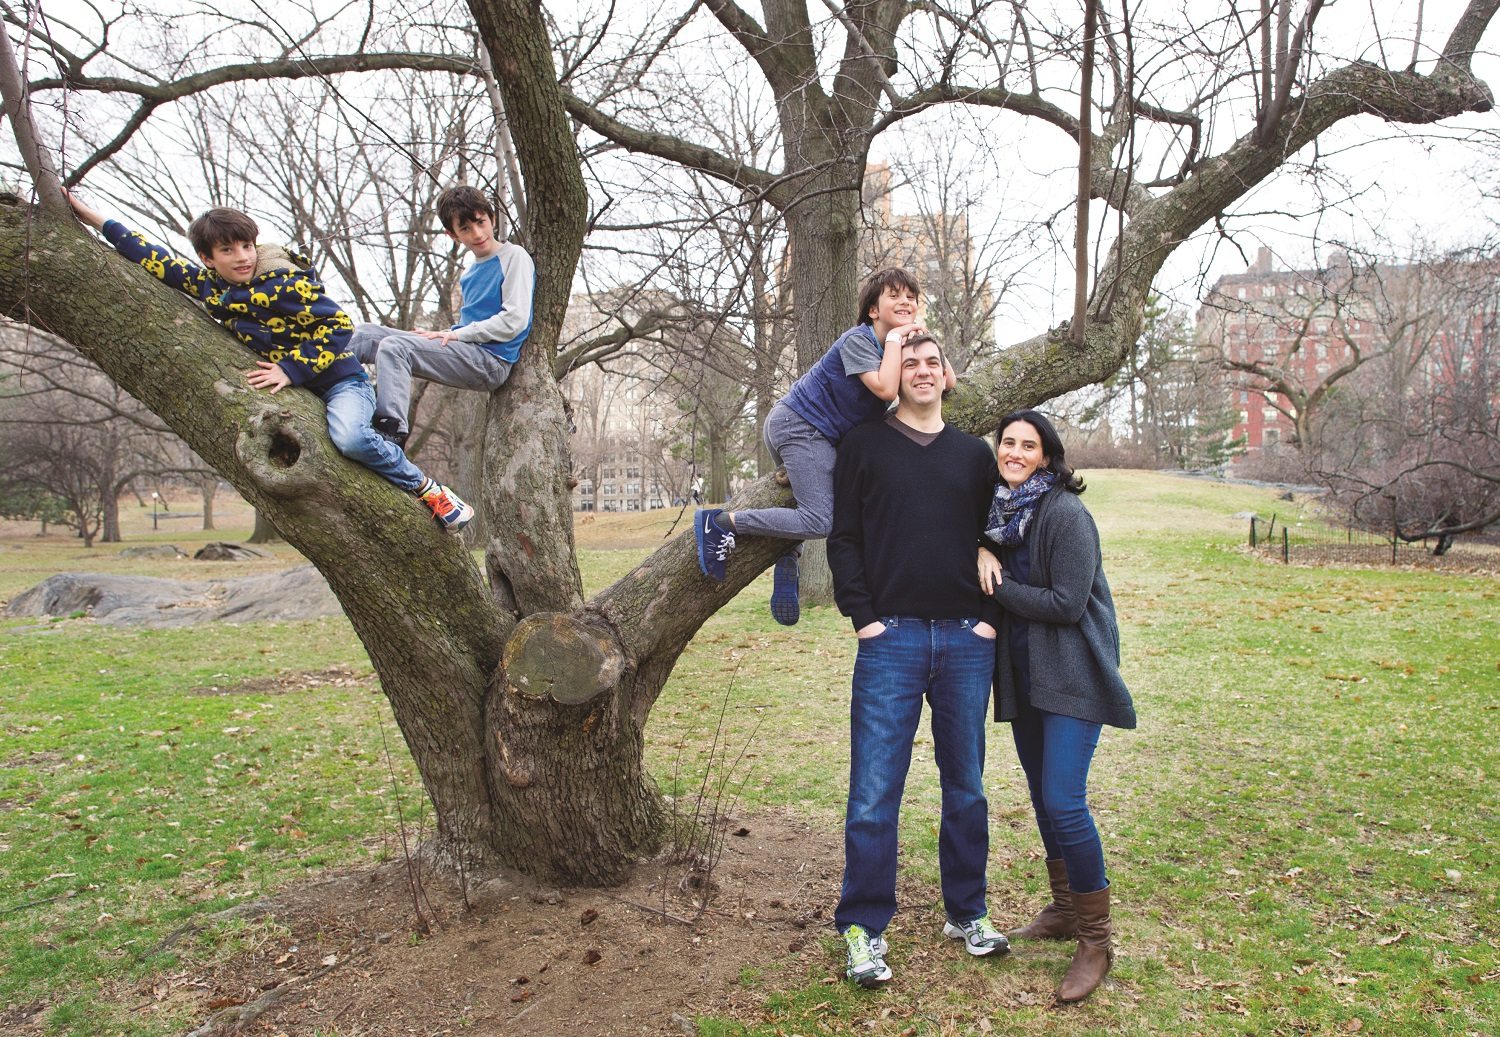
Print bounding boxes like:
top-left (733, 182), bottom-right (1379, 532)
top-left (834, 616), bottom-right (996, 937)
top-left (319, 375), bottom-right (425, 492)
top-left (1010, 708), bottom-right (1107, 894)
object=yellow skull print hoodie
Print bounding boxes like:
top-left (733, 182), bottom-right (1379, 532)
top-left (101, 220), bottom-right (363, 394)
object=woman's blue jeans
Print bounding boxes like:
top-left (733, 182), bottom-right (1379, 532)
top-left (1010, 708), bottom-right (1107, 894)
top-left (834, 616), bottom-right (996, 936)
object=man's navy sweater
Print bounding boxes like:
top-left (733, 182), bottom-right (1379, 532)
top-left (828, 417), bottom-right (1001, 631)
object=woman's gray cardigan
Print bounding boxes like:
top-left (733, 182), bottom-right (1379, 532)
top-left (990, 488), bottom-right (1137, 729)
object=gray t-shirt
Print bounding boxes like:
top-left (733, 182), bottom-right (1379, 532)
top-left (841, 329), bottom-right (883, 376)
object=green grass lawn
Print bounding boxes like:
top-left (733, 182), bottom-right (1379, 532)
top-left (1, 473), bottom-right (1495, 1035)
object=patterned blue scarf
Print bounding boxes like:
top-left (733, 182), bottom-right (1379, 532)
top-left (985, 469), bottom-right (1056, 546)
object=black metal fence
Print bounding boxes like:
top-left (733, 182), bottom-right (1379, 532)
top-left (1247, 514), bottom-right (1499, 571)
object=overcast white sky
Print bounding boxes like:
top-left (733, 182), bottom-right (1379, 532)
top-left (21, 0), bottom-right (1500, 343)
top-left (859, 0), bottom-right (1500, 339)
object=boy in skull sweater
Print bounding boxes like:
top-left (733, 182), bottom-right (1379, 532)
top-left (65, 192), bottom-right (474, 532)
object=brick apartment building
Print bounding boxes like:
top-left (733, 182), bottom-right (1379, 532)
top-left (1196, 246), bottom-right (1494, 456)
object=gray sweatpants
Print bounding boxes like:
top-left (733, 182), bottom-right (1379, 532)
top-left (350, 323), bottom-right (514, 435)
top-left (732, 402), bottom-right (835, 543)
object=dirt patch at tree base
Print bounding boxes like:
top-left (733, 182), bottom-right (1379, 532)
top-left (4, 810), bottom-right (1106, 1036)
top-left (147, 811), bottom-right (844, 1036)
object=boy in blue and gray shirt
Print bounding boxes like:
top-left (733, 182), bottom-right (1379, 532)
top-left (350, 184), bottom-right (534, 447)
top-left (65, 192), bottom-right (474, 533)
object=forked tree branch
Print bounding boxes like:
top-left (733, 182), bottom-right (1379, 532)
top-left (563, 90), bottom-right (786, 198)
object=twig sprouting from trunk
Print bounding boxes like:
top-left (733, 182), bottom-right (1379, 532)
top-left (378, 714), bottom-right (433, 935)
top-left (659, 665), bottom-right (761, 922)
top-left (0, 16), bottom-right (66, 215)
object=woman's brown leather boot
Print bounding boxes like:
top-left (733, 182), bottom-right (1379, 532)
top-left (1056, 884), bottom-right (1113, 1003)
top-left (1009, 858), bottom-right (1076, 940)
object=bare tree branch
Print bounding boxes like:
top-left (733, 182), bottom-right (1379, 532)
top-left (0, 12), bottom-right (65, 214)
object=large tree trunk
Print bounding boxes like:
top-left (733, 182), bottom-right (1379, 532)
top-left (783, 198), bottom-right (862, 373)
top-left (779, 195), bottom-right (862, 606)
top-left (749, 0), bottom-right (901, 605)
top-left (483, 613), bottom-right (664, 881)
top-left (773, 94), bottom-right (867, 606)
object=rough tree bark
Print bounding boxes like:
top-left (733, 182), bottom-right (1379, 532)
top-left (1, 0), bottom-right (1495, 885)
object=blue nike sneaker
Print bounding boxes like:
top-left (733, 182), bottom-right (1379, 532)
top-left (695, 508), bottom-right (736, 582)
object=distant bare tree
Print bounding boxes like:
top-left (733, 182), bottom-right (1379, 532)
top-left (562, 344), bottom-right (675, 511)
top-left (660, 323), bottom-right (756, 504)
top-left (570, 65), bottom-right (792, 482)
top-left (1078, 297), bottom-right (1243, 468)
top-left (1198, 250), bottom-right (1436, 454)
top-left (0, 322), bottom-right (211, 541)
top-left (1312, 254), bottom-right (1500, 546)
top-left (0, 332), bottom-right (159, 544)
top-left (149, 434), bottom-right (225, 531)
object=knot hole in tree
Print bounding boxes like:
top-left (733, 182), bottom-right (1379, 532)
top-left (268, 431), bottom-right (301, 468)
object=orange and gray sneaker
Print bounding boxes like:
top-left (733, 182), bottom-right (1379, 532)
top-left (416, 478), bottom-right (474, 533)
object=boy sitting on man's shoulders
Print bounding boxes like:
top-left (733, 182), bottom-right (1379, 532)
top-left (65, 191), bottom-right (474, 533)
top-left (350, 184), bottom-right (534, 447)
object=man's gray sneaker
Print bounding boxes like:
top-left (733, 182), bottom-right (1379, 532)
top-left (942, 912), bottom-right (1011, 957)
top-left (843, 924), bottom-right (893, 987)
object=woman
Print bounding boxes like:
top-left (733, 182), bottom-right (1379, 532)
top-left (978, 410), bottom-right (1135, 1004)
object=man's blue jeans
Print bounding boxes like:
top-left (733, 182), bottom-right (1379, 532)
top-left (319, 375), bottom-right (425, 492)
top-left (1010, 708), bottom-right (1107, 894)
top-left (834, 616), bottom-right (996, 936)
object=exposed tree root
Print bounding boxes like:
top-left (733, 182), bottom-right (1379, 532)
top-left (152, 899), bottom-right (274, 954)
top-left (181, 947), bottom-right (370, 1036)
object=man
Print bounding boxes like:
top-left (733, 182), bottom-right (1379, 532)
top-left (827, 332), bottom-right (1008, 987)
